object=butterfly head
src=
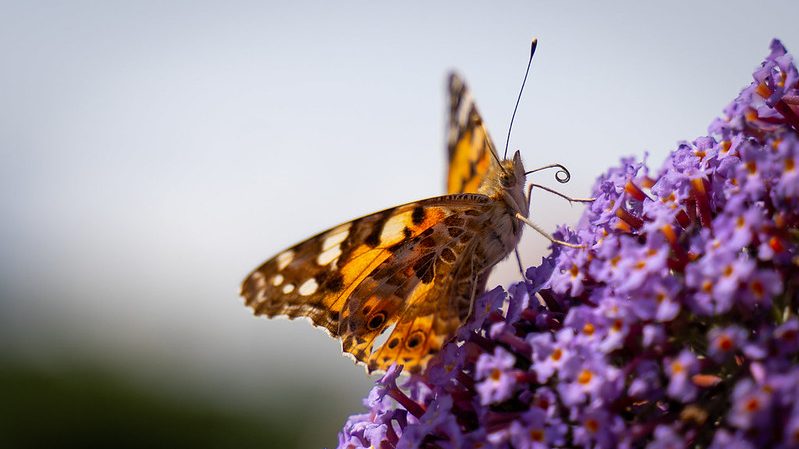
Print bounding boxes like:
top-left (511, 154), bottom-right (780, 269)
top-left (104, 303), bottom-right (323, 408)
top-left (479, 150), bottom-right (529, 218)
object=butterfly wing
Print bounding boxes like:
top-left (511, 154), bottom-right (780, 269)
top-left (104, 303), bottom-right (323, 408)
top-left (240, 194), bottom-right (493, 373)
top-left (446, 73), bottom-right (500, 194)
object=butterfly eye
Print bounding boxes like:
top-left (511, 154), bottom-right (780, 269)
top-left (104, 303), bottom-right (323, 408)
top-left (367, 312), bottom-right (386, 330)
top-left (500, 173), bottom-right (514, 187)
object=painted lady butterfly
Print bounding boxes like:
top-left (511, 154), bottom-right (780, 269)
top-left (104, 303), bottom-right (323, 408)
top-left (240, 43), bottom-right (582, 373)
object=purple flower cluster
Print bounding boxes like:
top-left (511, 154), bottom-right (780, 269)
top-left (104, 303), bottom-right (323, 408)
top-left (338, 39), bottom-right (799, 449)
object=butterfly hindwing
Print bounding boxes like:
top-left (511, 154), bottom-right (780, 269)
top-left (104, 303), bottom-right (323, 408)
top-left (240, 194), bottom-right (494, 372)
top-left (446, 73), bottom-right (499, 195)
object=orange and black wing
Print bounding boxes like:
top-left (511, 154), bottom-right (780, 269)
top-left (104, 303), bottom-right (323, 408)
top-left (240, 194), bottom-right (492, 372)
top-left (446, 73), bottom-right (500, 194)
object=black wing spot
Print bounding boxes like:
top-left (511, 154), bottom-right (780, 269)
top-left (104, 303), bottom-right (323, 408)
top-left (329, 311), bottom-right (340, 322)
top-left (448, 227), bottom-right (464, 238)
top-left (406, 331), bottom-right (425, 350)
top-left (387, 273), bottom-right (405, 287)
top-left (420, 236), bottom-right (437, 248)
top-left (364, 230), bottom-right (381, 247)
top-left (324, 273), bottom-right (345, 292)
top-left (387, 241), bottom-right (405, 253)
top-left (388, 338), bottom-right (400, 349)
top-left (411, 206), bottom-right (426, 225)
top-left (412, 252), bottom-right (436, 284)
top-left (440, 247), bottom-right (457, 263)
top-left (403, 227), bottom-right (412, 239)
top-left (342, 336), bottom-right (354, 351)
top-left (444, 216), bottom-right (464, 227)
top-left (367, 312), bottom-right (386, 330)
top-left (365, 209), bottom-right (394, 248)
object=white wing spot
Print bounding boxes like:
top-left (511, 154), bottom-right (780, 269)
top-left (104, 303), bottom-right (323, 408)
top-left (276, 250), bottom-right (294, 270)
top-left (282, 283), bottom-right (295, 294)
top-left (457, 92), bottom-right (474, 125)
top-left (380, 211), bottom-right (412, 247)
top-left (317, 225), bottom-right (349, 266)
top-left (299, 278), bottom-right (318, 296)
top-left (317, 245), bottom-right (342, 266)
top-left (250, 271), bottom-right (266, 289)
top-left (447, 126), bottom-right (458, 146)
top-left (271, 274), bottom-right (284, 286)
top-left (323, 225), bottom-right (350, 250)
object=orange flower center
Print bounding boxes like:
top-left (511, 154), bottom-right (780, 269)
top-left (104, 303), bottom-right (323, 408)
top-left (584, 418), bottom-right (599, 433)
top-left (744, 397), bottom-right (761, 412)
top-left (736, 216), bottom-right (746, 228)
top-left (529, 429), bottom-right (545, 442)
top-left (751, 281), bottom-right (765, 298)
top-left (717, 335), bottom-right (734, 352)
top-left (755, 82), bottom-right (772, 98)
top-left (723, 265), bottom-right (734, 277)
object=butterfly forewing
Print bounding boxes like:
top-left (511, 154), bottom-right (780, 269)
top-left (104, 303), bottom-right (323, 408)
top-left (446, 73), bottom-right (499, 195)
top-left (240, 194), bottom-right (496, 372)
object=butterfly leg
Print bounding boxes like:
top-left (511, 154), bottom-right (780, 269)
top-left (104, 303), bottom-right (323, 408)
top-left (525, 183), bottom-right (595, 209)
top-left (462, 259), bottom-right (496, 325)
top-left (515, 212), bottom-right (585, 249)
top-left (463, 257), bottom-right (480, 324)
top-left (514, 247), bottom-right (527, 280)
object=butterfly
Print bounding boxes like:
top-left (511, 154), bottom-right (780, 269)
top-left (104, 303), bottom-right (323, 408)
top-left (240, 66), bottom-right (566, 374)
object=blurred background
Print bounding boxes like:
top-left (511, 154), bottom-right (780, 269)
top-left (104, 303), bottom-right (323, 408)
top-left (1, 1), bottom-right (797, 447)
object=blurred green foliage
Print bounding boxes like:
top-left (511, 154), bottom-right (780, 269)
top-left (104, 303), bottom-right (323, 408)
top-left (0, 358), bottom-right (313, 448)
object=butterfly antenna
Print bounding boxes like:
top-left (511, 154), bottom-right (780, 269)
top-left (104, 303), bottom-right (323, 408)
top-left (525, 163), bottom-right (571, 183)
top-left (484, 132), bottom-right (508, 174)
top-left (503, 37), bottom-right (538, 160)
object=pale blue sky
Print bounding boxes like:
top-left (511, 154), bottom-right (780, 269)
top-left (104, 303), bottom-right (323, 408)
top-left (1, 1), bottom-right (797, 446)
